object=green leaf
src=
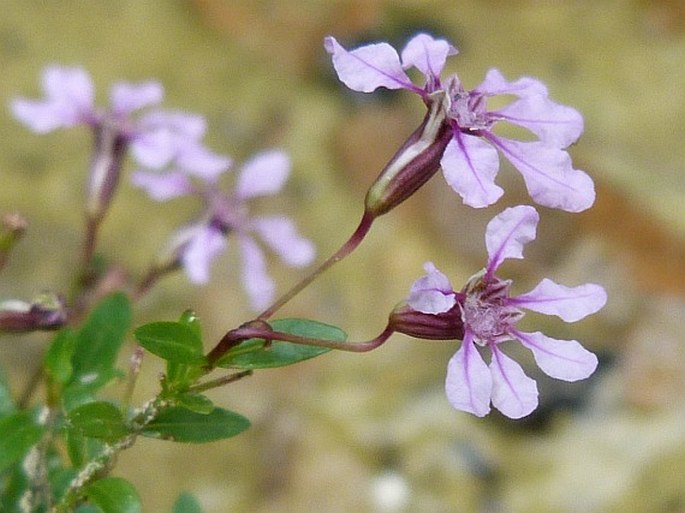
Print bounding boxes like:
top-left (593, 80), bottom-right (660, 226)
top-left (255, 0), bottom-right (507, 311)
top-left (142, 406), bottom-right (250, 443)
top-left (172, 492), bottom-right (203, 513)
top-left (0, 365), bottom-right (14, 417)
top-left (45, 328), bottom-right (77, 385)
top-left (216, 318), bottom-right (344, 369)
top-left (0, 411), bottom-right (44, 473)
top-left (134, 322), bottom-right (206, 365)
top-left (69, 401), bottom-right (129, 442)
top-left (178, 310), bottom-right (202, 340)
top-left (176, 393), bottom-right (214, 415)
top-left (82, 477), bottom-right (141, 513)
top-left (69, 293), bottom-right (132, 392)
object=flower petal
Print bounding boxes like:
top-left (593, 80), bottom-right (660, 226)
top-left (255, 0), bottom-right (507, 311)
top-left (511, 278), bottom-right (607, 322)
top-left (110, 81), bottom-right (163, 116)
top-left (407, 262), bottom-right (456, 314)
top-left (445, 333), bottom-right (492, 417)
top-left (488, 136), bottom-right (595, 212)
top-left (489, 346), bottom-right (538, 419)
top-left (475, 68), bottom-right (547, 99)
top-left (251, 216), bottom-right (316, 267)
top-left (175, 142), bottom-right (232, 181)
top-left (235, 149), bottom-right (290, 199)
top-left (441, 134), bottom-right (503, 208)
top-left (130, 170), bottom-right (193, 201)
top-left (130, 128), bottom-right (176, 169)
top-left (400, 33), bottom-right (457, 83)
top-left (485, 205), bottom-right (539, 273)
top-left (494, 94), bottom-right (584, 148)
top-left (11, 66), bottom-right (94, 132)
top-left (324, 36), bottom-right (416, 93)
top-left (239, 235), bottom-right (275, 311)
top-left (514, 330), bottom-right (598, 381)
top-left (138, 110), bottom-right (207, 140)
top-left (180, 225), bottom-right (226, 284)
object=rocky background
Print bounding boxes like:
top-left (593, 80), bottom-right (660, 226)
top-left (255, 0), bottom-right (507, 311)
top-left (1, 1), bottom-right (684, 512)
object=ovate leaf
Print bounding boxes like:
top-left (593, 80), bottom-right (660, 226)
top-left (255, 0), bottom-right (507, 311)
top-left (141, 406), bottom-right (250, 443)
top-left (45, 328), bottom-right (77, 385)
top-left (68, 401), bottom-right (129, 442)
top-left (82, 477), bottom-right (141, 513)
top-left (134, 322), bottom-right (205, 365)
top-left (216, 318), bottom-right (344, 369)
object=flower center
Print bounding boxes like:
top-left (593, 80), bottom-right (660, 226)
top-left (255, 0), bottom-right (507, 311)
top-left (460, 273), bottom-right (523, 346)
top-left (445, 77), bottom-right (492, 132)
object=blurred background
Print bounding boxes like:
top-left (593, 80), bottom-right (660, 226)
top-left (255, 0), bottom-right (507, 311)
top-left (1, 1), bottom-right (685, 512)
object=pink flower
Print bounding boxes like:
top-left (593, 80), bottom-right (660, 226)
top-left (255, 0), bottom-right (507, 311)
top-left (10, 65), bottom-right (226, 175)
top-left (407, 206), bottom-right (606, 418)
top-left (132, 150), bottom-right (316, 311)
top-left (325, 34), bottom-right (594, 212)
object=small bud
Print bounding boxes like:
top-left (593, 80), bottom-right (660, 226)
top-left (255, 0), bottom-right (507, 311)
top-left (364, 90), bottom-right (452, 218)
top-left (388, 301), bottom-right (464, 341)
top-left (86, 122), bottom-right (128, 222)
top-left (0, 292), bottom-right (67, 333)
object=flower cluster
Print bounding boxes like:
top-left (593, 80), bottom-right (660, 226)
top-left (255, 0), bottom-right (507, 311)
top-left (405, 206), bottom-right (606, 418)
top-left (326, 33), bottom-right (594, 213)
top-left (12, 66), bottom-right (315, 310)
top-left (133, 149), bottom-right (315, 311)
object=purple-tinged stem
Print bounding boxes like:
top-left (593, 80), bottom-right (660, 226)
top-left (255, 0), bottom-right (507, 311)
top-left (256, 210), bottom-right (375, 321)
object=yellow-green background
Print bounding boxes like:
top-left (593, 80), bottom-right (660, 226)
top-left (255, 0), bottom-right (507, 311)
top-left (2, 1), bottom-right (685, 512)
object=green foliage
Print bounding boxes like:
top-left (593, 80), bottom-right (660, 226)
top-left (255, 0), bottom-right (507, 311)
top-left (45, 328), bottom-right (77, 386)
top-left (0, 366), bottom-right (14, 418)
top-left (141, 406), bottom-right (250, 443)
top-left (216, 318), bottom-right (344, 369)
top-left (133, 321), bottom-right (206, 365)
top-left (0, 410), bottom-right (44, 473)
top-left (62, 293), bottom-right (132, 410)
top-left (172, 492), bottom-right (203, 513)
top-left (68, 401), bottom-right (130, 442)
top-left (81, 477), bottom-right (141, 513)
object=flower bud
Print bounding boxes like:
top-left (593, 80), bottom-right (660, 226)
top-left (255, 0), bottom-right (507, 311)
top-left (0, 293), bottom-right (67, 333)
top-left (86, 122), bottom-right (128, 222)
top-left (364, 90), bottom-right (452, 218)
top-left (388, 300), bottom-right (464, 341)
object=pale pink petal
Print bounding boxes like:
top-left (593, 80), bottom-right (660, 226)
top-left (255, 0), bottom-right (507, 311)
top-left (238, 235), bottom-right (275, 311)
top-left (251, 216), bottom-right (316, 267)
top-left (10, 99), bottom-right (71, 133)
top-left (489, 347), bottom-right (538, 419)
top-left (130, 128), bottom-right (175, 169)
top-left (180, 225), bottom-right (226, 284)
top-left (175, 142), bottom-right (232, 181)
top-left (130, 170), bottom-right (193, 201)
top-left (43, 66), bottom-right (95, 114)
top-left (138, 110), bottom-right (207, 140)
top-left (514, 330), bottom-right (598, 381)
top-left (488, 136), bottom-right (595, 212)
top-left (400, 33), bottom-right (457, 81)
top-left (110, 81), bottom-right (164, 116)
top-left (445, 333), bottom-right (492, 417)
top-left (235, 149), bottom-right (290, 199)
top-left (407, 262), bottom-right (456, 314)
top-left (485, 205), bottom-right (539, 273)
top-left (440, 134), bottom-right (503, 208)
top-left (11, 66), bottom-right (94, 132)
top-left (475, 68), bottom-right (547, 99)
top-left (494, 95), bottom-right (583, 148)
top-left (324, 36), bottom-right (416, 93)
top-left (511, 278), bottom-right (607, 322)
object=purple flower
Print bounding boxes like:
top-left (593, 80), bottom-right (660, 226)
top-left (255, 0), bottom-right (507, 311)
top-left (325, 34), bottom-right (594, 212)
top-left (407, 206), bottom-right (606, 418)
top-left (10, 65), bottom-right (225, 173)
top-left (132, 150), bottom-right (316, 311)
